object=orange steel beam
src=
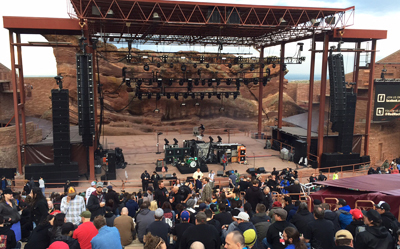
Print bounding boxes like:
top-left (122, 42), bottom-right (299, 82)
top-left (307, 35), bottom-right (316, 160)
top-left (9, 31), bottom-right (23, 174)
top-left (257, 47), bottom-right (264, 137)
top-left (364, 40), bottom-right (377, 156)
top-left (353, 42), bottom-right (361, 94)
top-left (333, 29), bottom-right (387, 40)
top-left (277, 42), bottom-right (285, 130)
top-left (317, 33), bottom-right (329, 167)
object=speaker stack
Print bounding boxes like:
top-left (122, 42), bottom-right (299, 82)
top-left (293, 139), bottom-right (307, 164)
top-left (52, 89), bottom-right (71, 166)
top-left (77, 54), bottom-right (95, 147)
top-left (105, 150), bottom-right (116, 180)
top-left (164, 147), bottom-right (190, 164)
top-left (238, 146), bottom-right (246, 162)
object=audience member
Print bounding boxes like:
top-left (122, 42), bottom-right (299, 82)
top-left (262, 186), bottom-right (273, 211)
top-left (143, 232), bottom-right (167, 249)
top-left (105, 185), bottom-right (120, 214)
top-left (0, 214), bottom-right (18, 249)
top-left (85, 181), bottom-right (96, 205)
top-left (290, 202), bottom-right (314, 235)
top-left (283, 180), bottom-right (301, 200)
top-left (146, 208), bottom-right (171, 248)
top-left (265, 208), bottom-right (295, 249)
top-left (304, 205), bottom-right (335, 249)
top-left (242, 228), bottom-right (257, 248)
top-left (136, 201), bottom-right (155, 243)
top-left (60, 187), bottom-right (86, 225)
top-left (52, 222), bottom-right (80, 249)
top-left (0, 188), bottom-right (21, 242)
top-left (105, 206), bottom-right (116, 227)
top-left (30, 187), bottom-right (49, 226)
top-left (173, 210), bottom-right (194, 249)
top-left (321, 203), bottom-right (341, 232)
top-left (141, 170), bottom-right (150, 192)
top-left (91, 215), bottom-right (122, 249)
top-left (125, 194), bottom-right (139, 218)
top-left (283, 196), bottom-right (294, 214)
top-left (283, 226), bottom-right (308, 249)
top-left (336, 199), bottom-right (353, 229)
top-left (224, 230), bottom-right (245, 249)
top-left (375, 201), bottom-right (399, 238)
top-left (25, 214), bottom-right (53, 249)
top-left (213, 202), bottom-right (232, 226)
top-left (114, 207), bottom-right (135, 246)
top-left (87, 182), bottom-right (106, 221)
top-left (154, 181), bottom-right (169, 208)
top-left (245, 180), bottom-right (265, 212)
top-left (334, 229), bottom-right (354, 249)
top-left (73, 211), bottom-right (98, 249)
top-left (345, 209), bottom-right (365, 239)
top-left (268, 201), bottom-right (283, 224)
top-left (250, 204), bottom-right (271, 245)
top-left (201, 178), bottom-right (212, 202)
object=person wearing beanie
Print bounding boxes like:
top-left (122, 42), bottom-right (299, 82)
top-left (354, 209), bottom-right (393, 249)
top-left (146, 208), bottom-right (171, 248)
top-left (114, 207), bottom-right (135, 246)
top-left (87, 182), bottom-right (106, 221)
top-left (186, 199), bottom-right (197, 224)
top-left (345, 209), bottom-right (365, 239)
top-left (52, 222), bottom-right (80, 249)
top-left (243, 229), bottom-right (257, 248)
top-left (85, 181), bottom-right (96, 205)
top-left (60, 187), bottom-right (86, 225)
top-left (73, 211), bottom-right (98, 249)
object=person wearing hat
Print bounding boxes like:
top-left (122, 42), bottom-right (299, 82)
top-left (114, 207), bottom-right (135, 246)
top-left (0, 188), bottom-right (21, 241)
top-left (232, 212), bottom-right (260, 249)
top-left (304, 205), bottom-right (335, 249)
top-left (73, 211), bottom-right (98, 249)
top-left (141, 170), bottom-right (150, 192)
top-left (374, 201), bottom-right (399, 238)
top-left (146, 208), bottom-right (171, 248)
top-left (51, 222), bottom-right (80, 249)
top-left (345, 209), bottom-right (365, 239)
top-left (172, 210), bottom-right (194, 248)
top-left (180, 211), bottom-right (220, 249)
top-left (354, 209), bottom-right (394, 249)
top-left (265, 208), bottom-right (295, 249)
top-left (85, 181), bottom-right (96, 205)
top-left (185, 199), bottom-right (197, 224)
top-left (87, 182), bottom-right (106, 221)
top-left (243, 229), bottom-right (257, 248)
top-left (268, 201), bottom-right (283, 224)
top-left (60, 186), bottom-right (86, 225)
top-left (334, 229), bottom-right (354, 249)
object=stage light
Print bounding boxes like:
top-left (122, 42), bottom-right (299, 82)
top-left (164, 138), bottom-right (169, 145)
top-left (142, 56), bottom-right (149, 59)
top-left (260, 63), bottom-right (265, 68)
top-left (253, 78), bottom-right (259, 85)
top-left (298, 42), bottom-right (304, 52)
top-left (226, 78), bottom-right (231, 85)
top-left (200, 56), bottom-right (205, 63)
top-left (188, 81), bottom-right (193, 91)
top-left (240, 64), bottom-right (243, 69)
top-left (126, 54), bottom-right (132, 63)
top-left (236, 79), bottom-right (241, 90)
top-left (154, 108), bottom-right (160, 113)
top-left (180, 56), bottom-right (186, 60)
top-left (208, 92), bottom-right (212, 98)
top-left (194, 78), bottom-right (199, 86)
top-left (208, 79), bottom-right (213, 87)
top-left (197, 69), bottom-right (201, 76)
top-left (183, 93), bottom-right (188, 99)
top-left (138, 93), bottom-right (142, 100)
top-left (174, 93), bottom-right (179, 100)
top-left (144, 64), bottom-right (150, 71)
top-left (148, 79), bottom-right (153, 85)
top-left (250, 64), bottom-right (255, 71)
top-left (181, 102), bottom-right (186, 106)
top-left (168, 78), bottom-right (173, 86)
top-left (201, 79), bottom-right (206, 86)
top-left (217, 136), bottom-right (222, 143)
top-left (266, 68), bottom-right (271, 77)
top-left (156, 93), bottom-right (161, 100)
top-left (209, 136), bottom-right (214, 143)
top-left (169, 63), bottom-right (174, 68)
top-left (263, 77), bottom-right (268, 87)
top-left (137, 79), bottom-right (142, 87)
top-left (282, 64), bottom-right (287, 71)
top-left (216, 78), bottom-right (221, 86)
top-left (125, 78), bottom-right (131, 87)
top-left (156, 62), bottom-right (161, 68)
top-left (181, 64), bottom-right (187, 72)
top-left (233, 92), bottom-right (238, 99)
top-left (195, 102), bottom-right (200, 106)
top-left (217, 93), bottom-right (221, 99)
top-left (193, 63), bottom-right (197, 68)
top-left (173, 138), bottom-right (178, 145)
top-left (162, 55), bottom-right (168, 63)
top-left (179, 79), bottom-right (184, 86)
top-left (244, 79), bottom-right (249, 85)
top-left (225, 92), bottom-right (229, 98)
top-left (206, 63), bottom-right (210, 68)
top-left (219, 107), bottom-right (225, 112)
top-left (147, 93), bottom-right (152, 99)
top-left (272, 63), bottom-right (276, 68)
top-left (157, 78), bottom-right (163, 87)
top-left (166, 93), bottom-right (171, 99)
top-left (228, 63), bottom-right (232, 68)
top-left (200, 93), bottom-right (205, 100)
top-left (191, 93), bottom-right (195, 99)
top-left (153, 12), bottom-right (160, 19)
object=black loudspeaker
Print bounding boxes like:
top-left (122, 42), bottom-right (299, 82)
top-left (165, 157), bottom-right (173, 164)
top-left (217, 171), bottom-right (224, 176)
top-left (293, 140), bottom-right (307, 163)
top-left (328, 54), bottom-right (347, 123)
top-left (25, 162), bottom-right (79, 185)
top-left (271, 140), bottom-right (280, 151)
top-left (257, 167), bottom-right (266, 173)
top-left (311, 161), bottom-right (318, 169)
top-left (107, 150), bottom-right (116, 175)
top-left (360, 155), bottom-right (370, 163)
top-left (246, 168), bottom-right (256, 174)
top-left (52, 89), bottom-right (71, 166)
top-left (165, 174), bottom-right (173, 179)
top-left (77, 54), bottom-right (95, 146)
top-left (239, 156), bottom-right (246, 162)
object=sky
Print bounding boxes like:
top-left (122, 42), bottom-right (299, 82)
top-left (0, 0), bottom-right (399, 78)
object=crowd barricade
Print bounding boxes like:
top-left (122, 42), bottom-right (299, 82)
top-left (323, 197), bottom-right (339, 211)
top-left (355, 200), bottom-right (375, 212)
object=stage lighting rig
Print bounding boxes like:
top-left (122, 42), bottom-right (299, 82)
top-left (253, 78), bottom-right (259, 85)
top-left (169, 63), bottom-right (174, 68)
top-left (200, 93), bottom-right (205, 100)
top-left (54, 74), bottom-right (63, 89)
top-left (125, 78), bottom-right (131, 87)
top-left (166, 93), bottom-right (171, 99)
top-left (217, 136), bottom-right (222, 143)
top-left (263, 77), bottom-right (269, 87)
top-left (266, 68), bottom-right (271, 77)
top-left (157, 78), bottom-right (163, 87)
top-left (174, 93), bottom-right (179, 100)
top-left (272, 63), bottom-right (276, 68)
top-left (206, 63), bottom-right (210, 68)
top-left (162, 55), bottom-right (168, 63)
top-left (193, 63), bottom-right (197, 68)
top-left (226, 78), bottom-right (232, 85)
top-left (209, 136), bottom-right (214, 143)
top-left (183, 93), bottom-right (188, 99)
top-left (147, 93), bottom-right (152, 99)
top-left (188, 81), bottom-right (193, 91)
top-left (156, 62), bottom-right (161, 68)
top-left (200, 56), bottom-right (205, 63)
top-left (137, 79), bottom-right (142, 87)
top-left (240, 64), bottom-right (244, 69)
top-left (216, 78), bottom-right (221, 86)
top-left (225, 92), bottom-right (229, 98)
top-left (179, 79), bottom-right (184, 86)
top-left (233, 92), bottom-right (238, 99)
top-left (164, 138), bottom-right (169, 145)
top-left (201, 79), bottom-right (206, 86)
top-left (173, 138), bottom-right (178, 145)
top-left (208, 92), bottom-right (212, 99)
top-left (194, 78), bottom-right (199, 86)
top-left (168, 78), bottom-right (173, 86)
top-left (148, 79), bottom-right (153, 85)
top-left (228, 63), bottom-right (232, 68)
top-left (156, 93), bottom-right (161, 100)
top-left (250, 64), bottom-right (255, 71)
top-left (191, 93), bottom-right (195, 99)
top-left (217, 93), bottom-right (221, 99)
top-left (244, 79), bottom-right (249, 86)
top-left (144, 63), bottom-right (150, 71)
top-left (181, 64), bottom-right (187, 72)
top-left (208, 79), bottom-right (213, 87)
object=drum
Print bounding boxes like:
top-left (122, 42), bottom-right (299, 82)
top-left (187, 157), bottom-right (194, 164)
top-left (190, 161), bottom-right (197, 168)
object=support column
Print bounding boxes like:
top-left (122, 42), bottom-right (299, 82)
top-left (353, 42), bottom-right (361, 94)
top-left (257, 47), bottom-right (264, 137)
top-left (317, 33), bottom-right (330, 167)
top-left (307, 35), bottom-right (316, 160)
top-left (9, 31), bottom-right (23, 174)
top-left (278, 43), bottom-right (285, 129)
top-left (364, 40), bottom-right (377, 156)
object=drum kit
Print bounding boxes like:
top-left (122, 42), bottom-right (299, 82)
top-left (172, 155), bottom-right (199, 168)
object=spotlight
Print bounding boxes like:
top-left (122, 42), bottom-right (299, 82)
top-left (181, 102), bottom-right (186, 106)
top-left (201, 79), bottom-right (206, 86)
top-left (157, 78), bottom-right (163, 87)
top-left (183, 93), bottom-right (188, 99)
top-left (168, 78), bottom-right (173, 86)
top-left (147, 93), bottom-right (152, 99)
top-left (272, 63), bottom-right (276, 68)
top-left (193, 63), bottom-right (197, 68)
top-left (126, 54), bottom-right (132, 63)
top-left (169, 63), bottom-right (174, 68)
top-left (154, 108), bottom-right (160, 113)
top-left (162, 55), bottom-right (168, 63)
top-left (194, 78), bottom-right (199, 86)
top-left (179, 79), bottom-right (184, 86)
top-left (174, 93), bottom-right (179, 100)
top-left (217, 136), bottom-right (222, 143)
top-left (217, 93), bottom-right (221, 99)
top-left (200, 93), bottom-right (205, 100)
top-left (156, 62), bottom-right (161, 68)
top-left (263, 77), bottom-right (268, 87)
top-left (156, 93), bottom-right (161, 100)
top-left (260, 63), bottom-right (265, 68)
top-left (137, 79), bottom-right (142, 87)
top-left (191, 93), bottom-right (195, 99)
top-left (208, 79), bottom-right (213, 87)
top-left (250, 64), bottom-right (255, 71)
top-left (166, 93), bottom-right (171, 99)
top-left (282, 64), bottom-right (287, 71)
top-left (125, 78), bottom-right (131, 87)
top-left (181, 64), bottom-right (187, 72)
top-left (138, 93), bottom-right (142, 100)
top-left (197, 69), bottom-right (201, 76)
top-left (173, 138), bottom-right (178, 145)
top-left (164, 139), bottom-right (169, 145)
top-left (266, 68), bottom-right (271, 77)
top-left (240, 64), bottom-right (243, 69)
top-left (244, 79), bottom-right (249, 85)
top-left (228, 63), bottom-right (232, 68)
top-left (200, 56), bottom-right (205, 63)
top-left (148, 79), bottom-right (153, 85)
top-left (216, 78), bottom-right (221, 86)
top-left (233, 92), bottom-right (238, 99)
top-left (144, 64), bottom-right (150, 71)
top-left (225, 92), bottom-right (229, 98)
top-left (188, 81), bottom-right (193, 91)
top-left (219, 107), bottom-right (225, 112)
top-left (206, 63), bottom-right (210, 68)
top-left (253, 78), bottom-right (259, 85)
top-left (208, 92), bottom-right (212, 98)
top-left (226, 78), bottom-right (231, 85)
top-left (195, 102), bottom-right (200, 106)
top-left (209, 136), bottom-right (214, 143)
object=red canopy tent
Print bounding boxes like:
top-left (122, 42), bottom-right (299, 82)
top-left (310, 174), bottom-right (400, 220)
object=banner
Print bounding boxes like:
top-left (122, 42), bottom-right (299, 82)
top-left (373, 79), bottom-right (400, 121)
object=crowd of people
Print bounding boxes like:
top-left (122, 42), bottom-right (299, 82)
top-left (0, 166), bottom-right (397, 249)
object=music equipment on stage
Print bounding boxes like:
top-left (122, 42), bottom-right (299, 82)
top-left (52, 89), bottom-right (71, 166)
top-left (217, 171), bottom-right (224, 176)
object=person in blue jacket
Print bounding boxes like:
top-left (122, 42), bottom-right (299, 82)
top-left (336, 198), bottom-right (353, 229)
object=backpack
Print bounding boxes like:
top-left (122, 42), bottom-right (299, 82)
top-left (354, 225), bottom-right (366, 241)
top-left (164, 212), bottom-right (174, 228)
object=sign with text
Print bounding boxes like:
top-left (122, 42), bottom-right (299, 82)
top-left (373, 79), bottom-right (400, 121)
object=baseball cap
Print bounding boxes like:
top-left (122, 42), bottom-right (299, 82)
top-left (199, 203), bottom-right (207, 210)
top-left (181, 210), bottom-right (190, 221)
top-left (350, 209), bottom-right (363, 220)
top-left (335, 229), bottom-right (353, 240)
top-left (107, 185), bottom-right (112, 190)
top-left (80, 211), bottom-right (91, 219)
top-left (155, 208), bottom-right (164, 218)
top-left (272, 201), bottom-right (282, 207)
top-left (374, 201), bottom-right (390, 211)
top-left (365, 209), bottom-right (382, 224)
top-left (91, 181), bottom-right (96, 186)
top-left (273, 208), bottom-right (288, 220)
top-left (96, 182), bottom-right (104, 188)
top-left (67, 187), bottom-right (76, 197)
top-left (234, 212), bottom-right (250, 221)
top-left (243, 229), bottom-right (257, 247)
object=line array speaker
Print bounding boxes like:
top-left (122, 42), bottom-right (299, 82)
top-left (52, 89), bottom-right (71, 166)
